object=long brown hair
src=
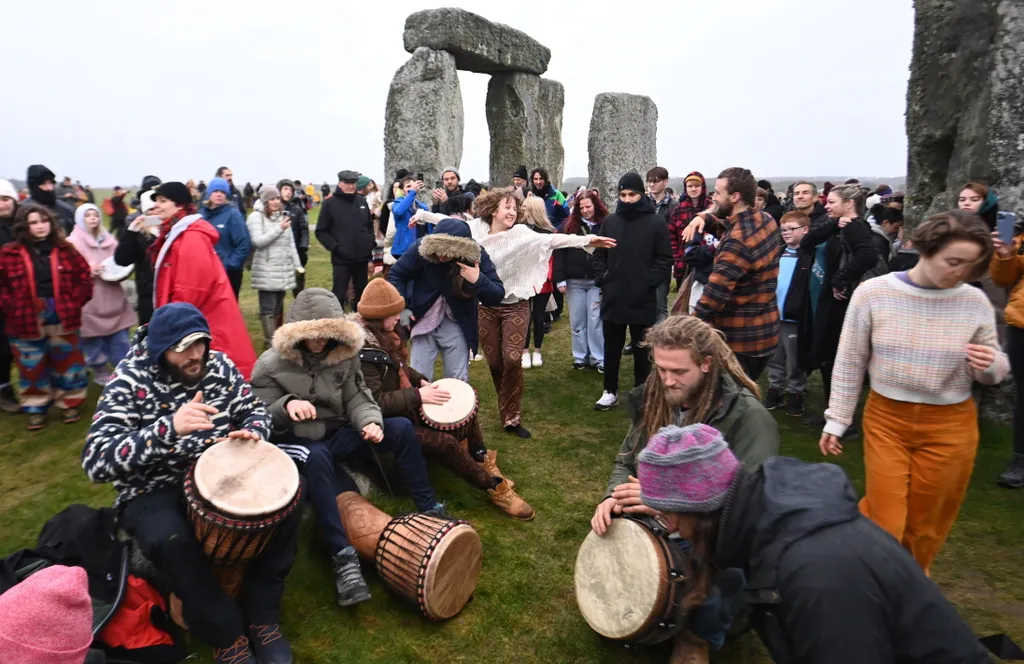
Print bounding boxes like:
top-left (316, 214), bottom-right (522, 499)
top-left (359, 316), bottom-right (409, 367)
top-left (13, 204), bottom-right (66, 249)
top-left (563, 189), bottom-right (608, 235)
top-left (637, 316), bottom-right (759, 442)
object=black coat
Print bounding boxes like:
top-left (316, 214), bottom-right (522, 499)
top-left (285, 197), bottom-right (309, 250)
top-left (553, 221), bottom-right (602, 283)
top-left (593, 203), bottom-right (672, 325)
top-left (113, 218), bottom-right (155, 324)
top-left (715, 458), bottom-right (991, 664)
top-left (316, 189), bottom-right (374, 264)
top-left (798, 216), bottom-right (877, 369)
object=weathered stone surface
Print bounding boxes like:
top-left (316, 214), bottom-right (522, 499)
top-left (487, 74), bottom-right (565, 188)
top-left (384, 48), bottom-right (463, 205)
top-left (587, 94), bottom-right (658, 207)
top-left (403, 8), bottom-right (551, 75)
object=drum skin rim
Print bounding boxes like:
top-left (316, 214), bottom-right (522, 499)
top-left (418, 379), bottom-right (478, 431)
top-left (421, 523), bottom-right (482, 620)
top-left (193, 441), bottom-right (300, 517)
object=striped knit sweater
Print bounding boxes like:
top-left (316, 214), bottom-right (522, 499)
top-left (824, 273), bottom-right (1009, 437)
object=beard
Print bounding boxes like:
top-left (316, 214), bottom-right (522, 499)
top-left (716, 198), bottom-right (734, 218)
top-left (165, 358), bottom-right (208, 386)
top-left (663, 375), bottom-right (704, 409)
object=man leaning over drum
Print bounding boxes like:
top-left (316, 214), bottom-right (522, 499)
top-left (589, 316), bottom-right (779, 664)
top-left (250, 288), bottom-right (450, 609)
top-left (83, 302), bottom-right (299, 664)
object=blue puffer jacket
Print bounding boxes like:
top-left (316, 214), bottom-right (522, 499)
top-left (387, 218), bottom-right (504, 353)
top-left (201, 202), bottom-right (251, 271)
top-left (391, 190), bottom-right (430, 258)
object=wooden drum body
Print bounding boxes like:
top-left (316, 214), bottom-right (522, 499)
top-left (418, 378), bottom-right (478, 441)
top-left (574, 517), bottom-right (694, 646)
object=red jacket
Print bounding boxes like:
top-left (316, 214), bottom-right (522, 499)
top-left (0, 242), bottom-right (93, 338)
top-left (153, 219), bottom-right (257, 379)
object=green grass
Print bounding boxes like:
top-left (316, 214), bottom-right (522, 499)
top-left (2, 208), bottom-right (1024, 662)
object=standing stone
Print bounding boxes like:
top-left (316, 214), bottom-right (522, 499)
top-left (403, 8), bottom-right (551, 75)
top-left (486, 74), bottom-right (565, 189)
top-left (384, 47), bottom-right (464, 204)
top-left (587, 93), bottom-right (658, 208)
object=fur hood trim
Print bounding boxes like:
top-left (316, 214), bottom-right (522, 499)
top-left (419, 233), bottom-right (481, 264)
top-left (272, 316), bottom-right (366, 366)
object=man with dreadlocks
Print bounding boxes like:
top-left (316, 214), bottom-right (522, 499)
top-left (589, 315), bottom-right (779, 664)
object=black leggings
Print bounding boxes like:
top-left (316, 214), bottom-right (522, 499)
top-left (1008, 325), bottom-right (1024, 456)
top-left (524, 296), bottom-right (548, 349)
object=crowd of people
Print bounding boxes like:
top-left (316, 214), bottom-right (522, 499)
top-left (0, 157), bottom-right (1018, 664)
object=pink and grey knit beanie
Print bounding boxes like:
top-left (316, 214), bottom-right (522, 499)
top-left (0, 565), bottom-right (93, 664)
top-left (638, 424), bottom-right (739, 513)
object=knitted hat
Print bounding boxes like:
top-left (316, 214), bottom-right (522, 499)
top-left (637, 425), bottom-right (739, 513)
top-left (618, 172), bottom-right (645, 195)
top-left (358, 278), bottom-right (406, 319)
top-left (140, 175), bottom-right (162, 194)
top-left (26, 165), bottom-right (56, 189)
top-left (259, 184), bottom-right (281, 204)
top-left (684, 174), bottom-right (704, 186)
top-left (0, 179), bottom-right (17, 200)
top-left (355, 175), bottom-right (371, 190)
top-left (0, 565), bottom-right (93, 664)
top-left (140, 190), bottom-right (157, 214)
top-left (441, 167), bottom-right (460, 182)
top-left (207, 177), bottom-right (231, 197)
top-left (513, 165), bottom-right (528, 181)
top-left (152, 182), bottom-right (193, 207)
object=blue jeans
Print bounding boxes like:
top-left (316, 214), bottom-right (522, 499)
top-left (280, 417), bottom-right (438, 555)
top-left (410, 316), bottom-right (469, 382)
top-left (566, 279), bottom-right (604, 365)
top-left (81, 329), bottom-right (131, 377)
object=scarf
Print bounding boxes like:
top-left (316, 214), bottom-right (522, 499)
top-left (531, 183), bottom-right (550, 199)
top-left (30, 186), bottom-right (56, 207)
top-left (615, 196), bottom-right (655, 219)
top-left (147, 210), bottom-right (188, 263)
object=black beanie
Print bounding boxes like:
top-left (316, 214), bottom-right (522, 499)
top-left (395, 169), bottom-right (410, 181)
top-left (152, 182), bottom-right (193, 207)
top-left (514, 165), bottom-right (528, 180)
top-left (618, 172), bottom-right (645, 194)
top-left (140, 175), bottom-right (162, 194)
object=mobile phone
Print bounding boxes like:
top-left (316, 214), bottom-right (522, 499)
top-left (416, 173), bottom-right (424, 182)
top-left (435, 180), bottom-right (443, 190)
top-left (998, 212), bottom-right (1015, 246)
top-left (142, 215), bottom-right (162, 227)
top-left (456, 259), bottom-right (475, 268)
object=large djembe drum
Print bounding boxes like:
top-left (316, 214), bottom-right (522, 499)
top-left (417, 378), bottom-right (479, 441)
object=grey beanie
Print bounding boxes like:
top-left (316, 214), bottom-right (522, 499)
top-left (259, 185), bottom-right (281, 204)
top-left (441, 167), bottom-right (461, 181)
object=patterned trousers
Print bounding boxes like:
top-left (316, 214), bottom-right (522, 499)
top-left (478, 301), bottom-right (529, 428)
top-left (11, 325), bottom-right (88, 413)
top-left (414, 418), bottom-right (494, 491)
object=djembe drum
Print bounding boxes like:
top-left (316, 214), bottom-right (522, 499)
top-left (574, 516), bottom-right (696, 646)
top-left (336, 492), bottom-right (483, 620)
top-left (418, 378), bottom-right (478, 441)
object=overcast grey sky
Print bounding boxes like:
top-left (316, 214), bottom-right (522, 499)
top-left (1, 0), bottom-right (913, 187)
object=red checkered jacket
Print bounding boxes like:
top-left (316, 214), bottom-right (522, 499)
top-left (0, 241), bottom-right (93, 338)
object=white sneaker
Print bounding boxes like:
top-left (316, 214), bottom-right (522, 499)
top-left (521, 353), bottom-right (532, 369)
top-left (474, 354), bottom-right (483, 362)
top-left (594, 391), bottom-right (618, 411)
top-left (532, 351), bottom-right (543, 367)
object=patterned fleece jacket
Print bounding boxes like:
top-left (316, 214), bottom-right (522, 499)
top-left (81, 325), bottom-right (271, 508)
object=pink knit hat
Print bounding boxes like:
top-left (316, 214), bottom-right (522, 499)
top-left (0, 565), bottom-right (93, 664)
top-left (638, 424), bottom-right (740, 513)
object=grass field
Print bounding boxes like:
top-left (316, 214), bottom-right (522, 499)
top-left (2, 197), bottom-right (1024, 662)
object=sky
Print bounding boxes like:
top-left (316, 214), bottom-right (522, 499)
top-left (0, 0), bottom-right (914, 187)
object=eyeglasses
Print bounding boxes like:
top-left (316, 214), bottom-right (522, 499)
top-left (780, 226), bottom-right (804, 232)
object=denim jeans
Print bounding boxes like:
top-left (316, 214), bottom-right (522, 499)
top-left (655, 277), bottom-right (670, 323)
top-left (566, 279), bottom-right (604, 365)
top-left (410, 316), bottom-right (469, 382)
top-left (81, 328), bottom-right (131, 376)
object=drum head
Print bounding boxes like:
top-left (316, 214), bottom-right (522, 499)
top-left (422, 523), bottom-right (482, 620)
top-left (420, 378), bottom-right (477, 426)
top-left (194, 441), bottom-right (299, 517)
top-left (574, 518), bottom-right (666, 640)
top-left (100, 256), bottom-right (134, 282)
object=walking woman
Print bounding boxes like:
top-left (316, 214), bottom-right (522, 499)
top-left (554, 190), bottom-right (607, 371)
top-left (67, 203), bottom-right (136, 385)
top-left (0, 205), bottom-right (92, 429)
top-left (820, 209), bottom-right (1007, 574)
top-left (355, 278), bottom-right (535, 520)
top-left (247, 185), bottom-right (304, 348)
top-left (991, 216), bottom-right (1024, 488)
top-left (521, 196), bottom-right (558, 369)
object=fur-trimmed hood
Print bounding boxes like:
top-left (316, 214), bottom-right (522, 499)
top-left (271, 288), bottom-right (366, 366)
top-left (418, 218), bottom-right (481, 264)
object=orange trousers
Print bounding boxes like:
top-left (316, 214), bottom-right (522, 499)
top-left (860, 390), bottom-right (978, 574)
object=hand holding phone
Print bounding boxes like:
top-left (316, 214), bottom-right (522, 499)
top-left (997, 212), bottom-right (1015, 247)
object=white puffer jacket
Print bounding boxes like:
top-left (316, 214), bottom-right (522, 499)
top-left (246, 209), bottom-right (302, 292)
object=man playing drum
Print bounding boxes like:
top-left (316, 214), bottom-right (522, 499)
top-left (589, 315), bottom-right (779, 663)
top-left (82, 303), bottom-right (299, 664)
top-left (634, 425), bottom-right (993, 664)
top-left (251, 288), bottom-right (449, 609)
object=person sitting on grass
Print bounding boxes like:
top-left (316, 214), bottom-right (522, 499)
top-left (82, 302), bottom-right (298, 664)
top-left (635, 424), bottom-right (994, 664)
top-left (251, 287), bottom-right (449, 609)
top-left (0, 204), bottom-right (92, 431)
top-left (590, 314), bottom-right (778, 664)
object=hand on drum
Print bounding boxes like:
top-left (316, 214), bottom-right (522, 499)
top-left (419, 382), bottom-right (451, 406)
top-left (286, 399), bottom-right (317, 421)
top-left (612, 476), bottom-right (662, 518)
top-left (361, 423), bottom-right (384, 443)
top-left (590, 498), bottom-right (621, 536)
top-left (172, 391), bottom-right (219, 436)
top-left (217, 429), bottom-right (262, 444)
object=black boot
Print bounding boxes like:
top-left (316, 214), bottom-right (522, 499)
top-left (332, 546), bottom-right (371, 607)
top-left (999, 454), bottom-right (1024, 489)
top-left (0, 384), bottom-right (19, 414)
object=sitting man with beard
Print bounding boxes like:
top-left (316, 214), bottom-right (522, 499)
top-left (590, 315), bottom-right (779, 664)
top-left (83, 303), bottom-right (299, 664)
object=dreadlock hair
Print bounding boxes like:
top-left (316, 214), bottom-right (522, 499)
top-left (637, 316), bottom-right (760, 443)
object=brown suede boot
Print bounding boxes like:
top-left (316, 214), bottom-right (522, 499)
top-left (484, 449), bottom-right (515, 490)
top-left (670, 631), bottom-right (709, 664)
top-left (488, 480), bottom-right (535, 520)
